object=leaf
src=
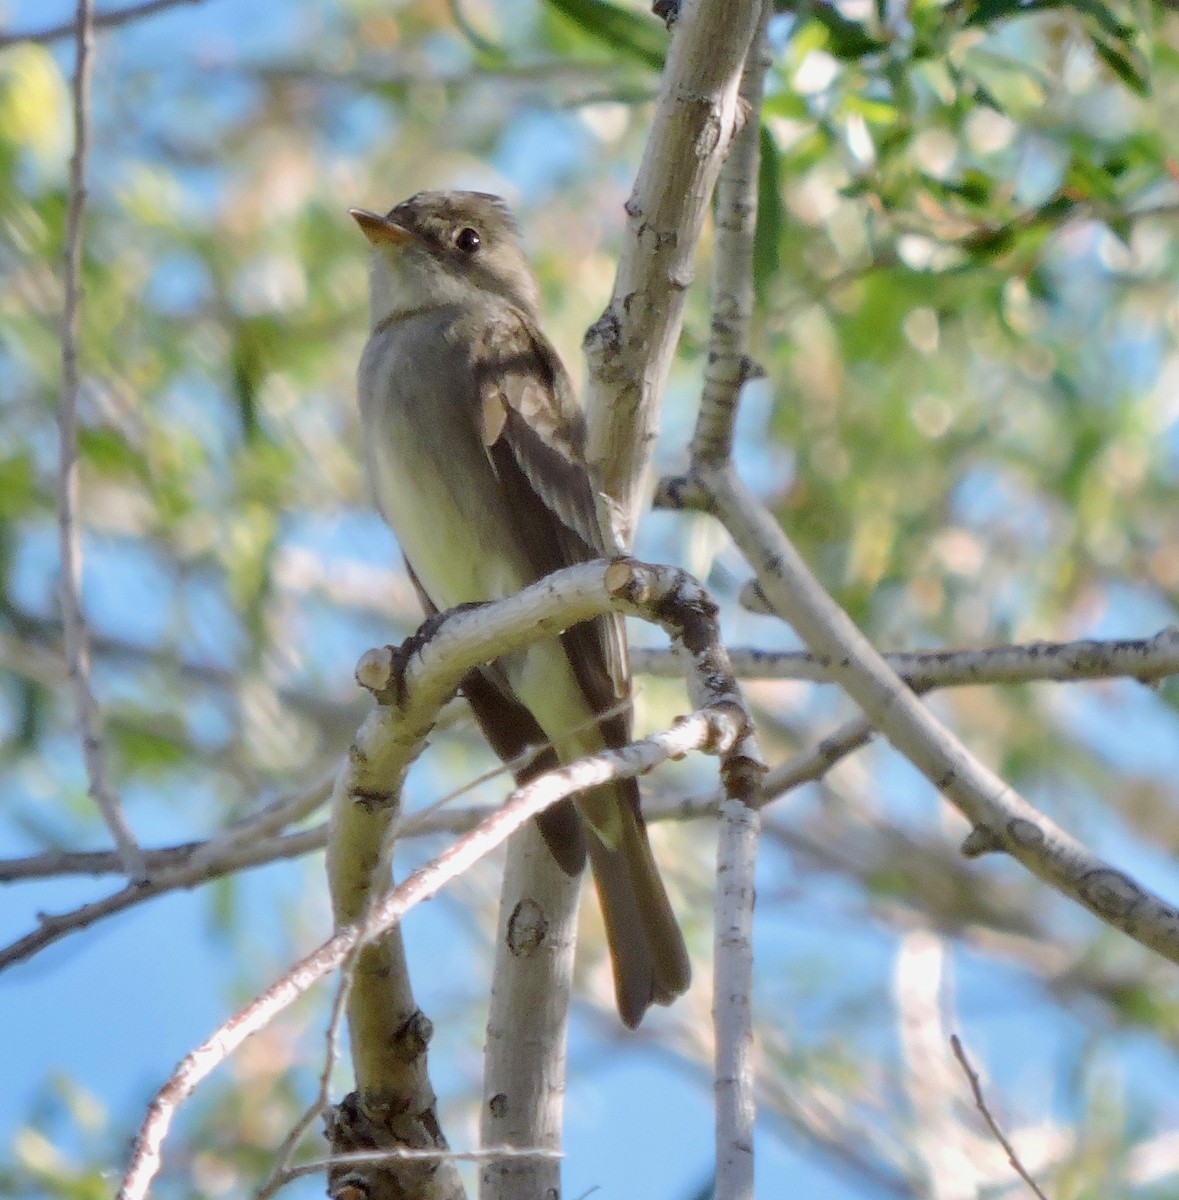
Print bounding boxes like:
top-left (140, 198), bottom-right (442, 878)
top-left (842, 94), bottom-right (900, 125)
top-left (79, 427), bottom-right (148, 482)
top-left (543, 0), bottom-right (666, 69)
top-left (1092, 37), bottom-right (1150, 96)
top-left (804, 3), bottom-right (888, 59)
top-left (110, 721), bottom-right (188, 774)
top-left (754, 124), bottom-right (784, 304)
top-left (0, 453), bottom-right (37, 519)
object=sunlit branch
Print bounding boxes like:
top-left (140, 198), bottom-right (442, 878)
top-left (117, 704), bottom-right (752, 1200)
top-left (583, 0), bottom-right (765, 546)
top-left (632, 627), bottom-right (1179, 688)
top-left (705, 8), bottom-right (772, 1199)
top-left (699, 465), bottom-right (1179, 967)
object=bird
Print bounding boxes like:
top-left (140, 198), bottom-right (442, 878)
top-left (350, 190), bottom-right (691, 1027)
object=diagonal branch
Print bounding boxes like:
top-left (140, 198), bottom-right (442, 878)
top-left (699, 465), bottom-right (1179, 967)
top-left (0, 0), bottom-right (205, 49)
top-left (117, 705), bottom-right (750, 1200)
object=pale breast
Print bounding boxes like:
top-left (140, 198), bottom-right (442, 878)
top-left (358, 311), bottom-right (531, 609)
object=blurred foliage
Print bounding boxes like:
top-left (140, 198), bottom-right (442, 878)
top-left (4, 0), bottom-right (1179, 1196)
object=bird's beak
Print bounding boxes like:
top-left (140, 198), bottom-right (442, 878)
top-left (349, 208), bottom-right (415, 247)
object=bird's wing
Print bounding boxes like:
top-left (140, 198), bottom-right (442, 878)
top-left (470, 308), bottom-right (632, 733)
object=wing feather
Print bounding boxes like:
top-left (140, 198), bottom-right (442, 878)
top-left (470, 309), bottom-right (632, 736)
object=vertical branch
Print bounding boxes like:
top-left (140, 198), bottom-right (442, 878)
top-left (480, 824), bottom-right (580, 1200)
top-left (57, 0), bottom-right (145, 880)
top-left (583, 0), bottom-right (764, 547)
top-left (324, 709), bottom-right (465, 1200)
top-left (707, 9), bottom-right (772, 1198)
top-left (691, 2), bottom-right (772, 467)
top-left (713, 765), bottom-right (761, 1200)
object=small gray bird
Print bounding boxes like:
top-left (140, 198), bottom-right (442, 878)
top-left (351, 191), bottom-right (691, 1027)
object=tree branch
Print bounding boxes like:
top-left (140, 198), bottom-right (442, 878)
top-left (0, 0), bottom-right (205, 49)
top-left (583, 0), bottom-right (765, 546)
top-left (704, 7), bottom-right (772, 1197)
top-left (632, 627), bottom-right (1179, 688)
top-left (116, 558), bottom-right (758, 1199)
top-left (56, 0), bottom-right (144, 880)
top-left (117, 701), bottom-right (751, 1200)
top-left (697, 465), bottom-right (1179, 967)
top-left (950, 1034), bottom-right (1050, 1200)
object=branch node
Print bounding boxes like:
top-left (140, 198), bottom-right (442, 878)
top-left (652, 0), bottom-right (680, 29)
top-left (392, 1009), bottom-right (434, 1061)
top-left (737, 577), bottom-right (775, 615)
top-left (506, 897), bottom-right (549, 955)
top-left (960, 825), bottom-right (1003, 857)
top-left (604, 556), bottom-right (645, 602)
top-left (355, 647), bottom-right (398, 696)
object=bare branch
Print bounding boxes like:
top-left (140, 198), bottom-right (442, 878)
top-left (0, 827), bottom-right (324, 972)
top-left (584, 0), bottom-right (765, 545)
top-left (261, 1143), bottom-right (561, 1196)
top-left (0, 0), bottom-right (205, 49)
top-left (698, 466), bottom-right (1179, 968)
top-left (690, 10), bottom-right (769, 469)
top-left (949, 1034), bottom-right (1050, 1200)
top-left (56, 0), bottom-right (144, 880)
top-left (705, 10), bottom-right (772, 1198)
top-left (480, 824), bottom-right (579, 1200)
top-left (324, 705), bottom-right (464, 1199)
top-left (632, 627), bottom-right (1179, 688)
top-left (117, 705), bottom-right (748, 1200)
top-left (117, 557), bottom-right (758, 1199)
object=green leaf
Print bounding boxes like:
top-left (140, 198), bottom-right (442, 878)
top-left (842, 94), bottom-right (900, 125)
top-left (110, 721), bottom-right (188, 774)
top-left (804, 4), bottom-right (887, 59)
top-left (0, 452), bottom-right (37, 518)
top-left (79, 427), bottom-right (148, 482)
top-left (543, 0), bottom-right (666, 69)
top-left (754, 124), bottom-right (784, 304)
top-left (1092, 37), bottom-right (1149, 96)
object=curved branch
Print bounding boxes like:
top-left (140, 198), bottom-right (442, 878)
top-left (118, 557), bottom-right (761, 1200)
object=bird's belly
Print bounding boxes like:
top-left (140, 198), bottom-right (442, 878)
top-left (367, 431), bottom-right (523, 609)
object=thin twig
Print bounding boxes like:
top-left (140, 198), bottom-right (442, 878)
top-left (0, 0), bottom-right (204, 48)
top-left (632, 627), bottom-right (1179, 688)
top-left (949, 1034), bottom-right (1050, 1200)
top-left (269, 1143), bottom-right (561, 1193)
top-left (0, 828), bottom-right (324, 972)
top-left (57, 0), bottom-right (145, 881)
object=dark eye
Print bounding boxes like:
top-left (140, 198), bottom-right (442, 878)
top-left (455, 227), bottom-right (481, 254)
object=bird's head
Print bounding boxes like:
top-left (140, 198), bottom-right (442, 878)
top-left (350, 190), bottom-right (541, 328)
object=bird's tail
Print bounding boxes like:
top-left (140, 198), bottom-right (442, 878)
top-left (584, 778), bottom-right (691, 1028)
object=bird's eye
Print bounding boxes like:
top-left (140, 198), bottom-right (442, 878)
top-left (455, 227), bottom-right (481, 254)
